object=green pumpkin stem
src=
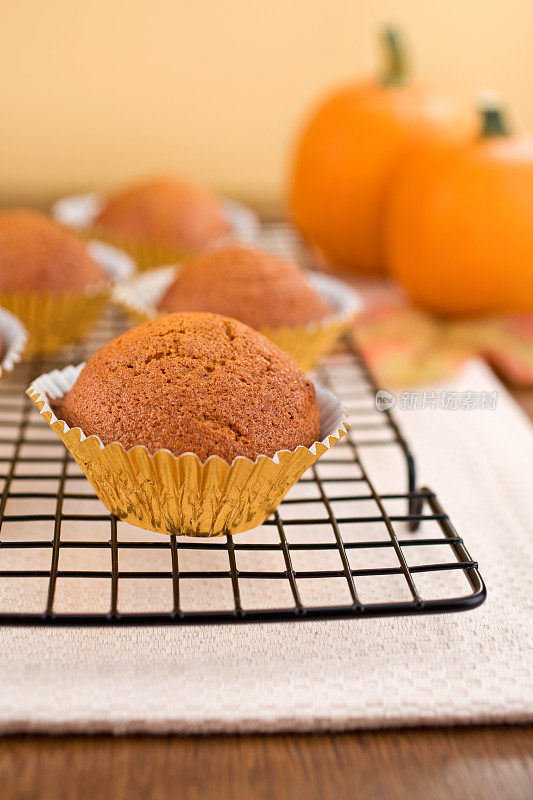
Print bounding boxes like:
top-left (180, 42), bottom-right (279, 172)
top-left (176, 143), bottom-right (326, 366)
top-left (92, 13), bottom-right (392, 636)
top-left (380, 27), bottom-right (408, 87)
top-left (480, 104), bottom-right (508, 137)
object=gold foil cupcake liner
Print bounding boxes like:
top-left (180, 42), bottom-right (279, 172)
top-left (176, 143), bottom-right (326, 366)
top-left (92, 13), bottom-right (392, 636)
top-left (51, 192), bottom-right (260, 272)
top-left (27, 364), bottom-right (347, 537)
top-left (84, 233), bottom-right (189, 274)
top-left (0, 290), bottom-right (109, 357)
top-left (0, 240), bottom-right (135, 357)
top-left (0, 307), bottom-right (28, 380)
top-left (112, 267), bottom-right (362, 371)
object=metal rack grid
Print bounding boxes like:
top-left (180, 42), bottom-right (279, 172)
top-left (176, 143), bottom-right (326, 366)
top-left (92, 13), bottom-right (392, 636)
top-left (0, 308), bottom-right (486, 626)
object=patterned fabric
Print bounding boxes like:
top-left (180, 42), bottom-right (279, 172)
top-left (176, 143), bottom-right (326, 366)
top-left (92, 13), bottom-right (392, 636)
top-left (354, 299), bottom-right (533, 388)
top-left (0, 360), bottom-right (532, 733)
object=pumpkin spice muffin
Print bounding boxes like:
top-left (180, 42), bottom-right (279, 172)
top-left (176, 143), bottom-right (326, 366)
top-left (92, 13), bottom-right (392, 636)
top-left (60, 312), bottom-right (321, 463)
top-left (0, 209), bottom-right (106, 293)
top-left (29, 312), bottom-right (346, 536)
top-left (0, 209), bottom-right (117, 356)
top-left (158, 245), bottom-right (333, 330)
top-left (94, 177), bottom-right (230, 251)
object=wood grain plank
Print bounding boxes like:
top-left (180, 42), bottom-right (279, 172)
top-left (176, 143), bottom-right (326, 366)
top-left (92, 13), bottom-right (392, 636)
top-left (0, 727), bottom-right (532, 800)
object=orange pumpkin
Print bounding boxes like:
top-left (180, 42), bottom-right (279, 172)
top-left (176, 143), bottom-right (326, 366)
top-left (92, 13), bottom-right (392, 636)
top-left (386, 104), bottom-right (533, 316)
top-left (288, 29), bottom-right (475, 275)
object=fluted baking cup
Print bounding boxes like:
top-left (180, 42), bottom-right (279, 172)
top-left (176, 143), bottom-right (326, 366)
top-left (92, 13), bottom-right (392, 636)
top-left (27, 365), bottom-right (347, 537)
top-left (0, 308), bottom-right (28, 380)
top-left (264, 272), bottom-right (362, 370)
top-left (86, 239), bottom-right (136, 283)
top-left (0, 241), bottom-right (135, 357)
top-left (112, 267), bottom-right (362, 370)
top-left (52, 192), bottom-right (260, 271)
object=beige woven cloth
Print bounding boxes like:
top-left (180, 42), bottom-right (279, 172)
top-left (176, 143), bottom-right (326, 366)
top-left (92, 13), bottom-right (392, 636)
top-left (0, 359), bottom-right (532, 733)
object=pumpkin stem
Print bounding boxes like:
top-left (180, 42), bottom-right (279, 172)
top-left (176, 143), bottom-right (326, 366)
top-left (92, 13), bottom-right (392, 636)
top-left (381, 27), bottom-right (408, 87)
top-left (479, 102), bottom-right (508, 137)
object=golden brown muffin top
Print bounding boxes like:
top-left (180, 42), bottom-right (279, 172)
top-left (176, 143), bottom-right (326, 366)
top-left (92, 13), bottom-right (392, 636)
top-left (0, 209), bottom-right (106, 294)
top-left (60, 312), bottom-right (321, 463)
top-left (94, 177), bottom-right (230, 249)
top-left (158, 245), bottom-right (333, 329)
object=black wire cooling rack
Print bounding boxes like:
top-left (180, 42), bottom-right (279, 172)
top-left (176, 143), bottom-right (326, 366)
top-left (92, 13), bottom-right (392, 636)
top-left (0, 307), bottom-right (486, 626)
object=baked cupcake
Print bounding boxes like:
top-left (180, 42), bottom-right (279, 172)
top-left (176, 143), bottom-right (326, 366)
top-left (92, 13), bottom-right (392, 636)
top-left (158, 245), bottom-right (333, 329)
top-left (28, 312), bottom-right (346, 536)
top-left (52, 177), bottom-right (259, 271)
top-left (95, 177), bottom-right (230, 250)
top-left (60, 312), bottom-right (320, 461)
top-left (0, 209), bottom-right (105, 292)
top-left (0, 209), bottom-right (134, 356)
top-left (114, 245), bottom-right (362, 370)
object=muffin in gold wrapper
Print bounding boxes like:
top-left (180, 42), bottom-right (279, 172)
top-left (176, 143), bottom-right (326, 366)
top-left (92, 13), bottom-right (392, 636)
top-left (27, 364), bottom-right (347, 537)
top-left (0, 240), bottom-right (134, 357)
top-left (113, 266), bottom-right (361, 372)
top-left (51, 192), bottom-right (259, 272)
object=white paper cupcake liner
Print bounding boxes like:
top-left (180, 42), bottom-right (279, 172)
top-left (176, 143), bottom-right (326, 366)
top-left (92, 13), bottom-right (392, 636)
top-left (0, 308), bottom-right (28, 379)
top-left (87, 239), bottom-right (136, 282)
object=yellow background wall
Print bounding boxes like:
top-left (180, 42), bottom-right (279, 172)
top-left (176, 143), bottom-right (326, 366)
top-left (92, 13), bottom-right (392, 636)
top-left (2, 0), bottom-right (532, 209)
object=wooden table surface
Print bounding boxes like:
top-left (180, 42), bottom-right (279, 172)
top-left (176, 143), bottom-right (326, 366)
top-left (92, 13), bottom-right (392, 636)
top-left (1, 386), bottom-right (532, 800)
top-left (0, 726), bottom-right (532, 800)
